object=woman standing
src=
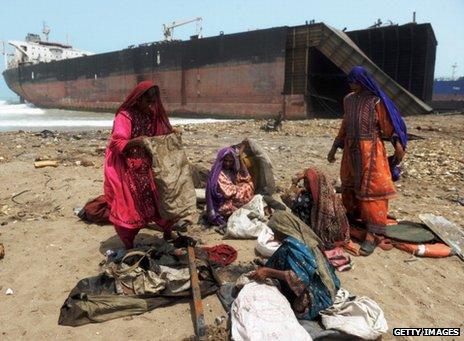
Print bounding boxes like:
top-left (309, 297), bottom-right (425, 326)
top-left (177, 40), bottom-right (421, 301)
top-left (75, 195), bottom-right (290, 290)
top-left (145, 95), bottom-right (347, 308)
top-left (327, 66), bottom-right (407, 255)
top-left (104, 81), bottom-right (177, 249)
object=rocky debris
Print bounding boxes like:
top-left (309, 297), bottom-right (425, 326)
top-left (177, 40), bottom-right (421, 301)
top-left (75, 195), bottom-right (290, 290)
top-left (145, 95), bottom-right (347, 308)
top-left (0, 114), bottom-right (463, 227)
top-left (261, 114), bottom-right (283, 132)
top-left (182, 324), bottom-right (229, 341)
top-left (416, 125), bottom-right (442, 132)
top-left (36, 130), bottom-right (56, 138)
top-left (402, 139), bottom-right (464, 190)
top-left (75, 159), bottom-right (95, 167)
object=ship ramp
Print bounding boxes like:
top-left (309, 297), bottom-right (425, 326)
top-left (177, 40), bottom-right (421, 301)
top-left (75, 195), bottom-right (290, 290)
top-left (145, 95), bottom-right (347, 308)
top-left (285, 23), bottom-right (433, 116)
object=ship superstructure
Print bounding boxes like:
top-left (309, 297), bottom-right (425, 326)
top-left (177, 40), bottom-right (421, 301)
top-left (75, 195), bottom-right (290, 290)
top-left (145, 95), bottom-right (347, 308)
top-left (6, 35), bottom-right (92, 69)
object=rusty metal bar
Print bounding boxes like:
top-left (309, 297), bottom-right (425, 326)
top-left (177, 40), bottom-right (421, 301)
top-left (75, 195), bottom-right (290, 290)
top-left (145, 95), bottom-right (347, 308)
top-left (187, 245), bottom-right (206, 339)
top-left (304, 25), bottom-right (309, 93)
top-left (291, 28), bottom-right (296, 94)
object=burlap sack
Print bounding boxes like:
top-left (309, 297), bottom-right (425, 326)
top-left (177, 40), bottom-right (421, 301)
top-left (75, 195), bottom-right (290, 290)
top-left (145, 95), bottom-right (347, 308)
top-left (145, 133), bottom-right (197, 224)
top-left (246, 138), bottom-right (276, 195)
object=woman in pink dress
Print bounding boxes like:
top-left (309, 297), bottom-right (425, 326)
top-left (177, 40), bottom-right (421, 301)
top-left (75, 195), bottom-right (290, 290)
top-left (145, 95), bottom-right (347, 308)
top-left (104, 81), bottom-right (177, 249)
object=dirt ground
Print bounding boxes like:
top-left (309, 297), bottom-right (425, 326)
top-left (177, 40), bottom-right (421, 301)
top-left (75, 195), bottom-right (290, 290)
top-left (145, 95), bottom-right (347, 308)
top-left (0, 114), bottom-right (463, 340)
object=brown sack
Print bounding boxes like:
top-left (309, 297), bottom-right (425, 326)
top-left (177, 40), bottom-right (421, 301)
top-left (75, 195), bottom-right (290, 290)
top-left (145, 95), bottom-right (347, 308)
top-left (145, 133), bottom-right (198, 224)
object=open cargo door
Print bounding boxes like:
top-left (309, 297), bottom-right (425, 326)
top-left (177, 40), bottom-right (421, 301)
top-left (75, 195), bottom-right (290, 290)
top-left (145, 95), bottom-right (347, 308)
top-left (284, 23), bottom-right (433, 117)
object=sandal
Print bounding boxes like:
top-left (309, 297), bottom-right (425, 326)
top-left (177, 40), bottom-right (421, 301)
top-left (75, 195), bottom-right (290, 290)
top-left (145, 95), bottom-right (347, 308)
top-left (172, 220), bottom-right (190, 232)
top-left (345, 240), bottom-right (361, 256)
top-left (360, 232), bottom-right (378, 256)
top-left (375, 236), bottom-right (394, 251)
top-left (163, 230), bottom-right (177, 242)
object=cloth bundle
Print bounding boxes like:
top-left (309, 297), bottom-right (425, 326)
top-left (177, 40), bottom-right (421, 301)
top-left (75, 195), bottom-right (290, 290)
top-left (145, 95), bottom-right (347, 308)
top-left (58, 244), bottom-right (218, 326)
top-left (104, 250), bottom-right (191, 295)
top-left (225, 195), bottom-right (268, 238)
top-left (244, 138), bottom-right (276, 195)
top-left (320, 288), bottom-right (388, 340)
top-left (231, 281), bottom-right (312, 341)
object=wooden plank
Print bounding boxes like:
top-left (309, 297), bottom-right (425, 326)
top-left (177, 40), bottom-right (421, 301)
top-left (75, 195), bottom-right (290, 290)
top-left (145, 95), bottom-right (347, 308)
top-left (419, 214), bottom-right (464, 261)
top-left (187, 245), bottom-right (206, 339)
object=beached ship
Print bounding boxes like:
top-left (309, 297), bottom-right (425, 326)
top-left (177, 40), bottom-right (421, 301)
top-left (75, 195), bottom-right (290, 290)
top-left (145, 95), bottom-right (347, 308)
top-left (2, 21), bottom-right (436, 119)
top-left (432, 76), bottom-right (464, 110)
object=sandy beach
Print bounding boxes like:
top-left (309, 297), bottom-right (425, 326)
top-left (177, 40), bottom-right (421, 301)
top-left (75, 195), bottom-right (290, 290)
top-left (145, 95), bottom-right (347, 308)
top-left (0, 114), bottom-right (463, 340)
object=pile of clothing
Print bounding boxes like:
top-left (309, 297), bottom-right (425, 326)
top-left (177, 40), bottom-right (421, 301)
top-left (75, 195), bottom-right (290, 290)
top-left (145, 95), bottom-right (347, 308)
top-left (58, 240), bottom-right (238, 326)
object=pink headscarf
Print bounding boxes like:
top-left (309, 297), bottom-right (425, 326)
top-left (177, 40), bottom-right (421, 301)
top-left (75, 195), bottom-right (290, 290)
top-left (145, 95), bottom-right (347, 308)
top-left (116, 80), bottom-right (172, 135)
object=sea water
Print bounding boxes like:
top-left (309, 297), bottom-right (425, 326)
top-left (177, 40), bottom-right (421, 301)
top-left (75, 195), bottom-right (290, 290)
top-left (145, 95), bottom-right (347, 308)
top-left (0, 99), bottom-right (227, 132)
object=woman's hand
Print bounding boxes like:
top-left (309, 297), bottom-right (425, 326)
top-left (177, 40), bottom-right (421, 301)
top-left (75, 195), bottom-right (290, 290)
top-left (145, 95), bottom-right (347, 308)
top-left (394, 143), bottom-right (405, 163)
top-left (126, 136), bottom-right (147, 148)
top-left (172, 127), bottom-right (182, 135)
top-left (238, 143), bottom-right (246, 156)
top-left (250, 267), bottom-right (269, 282)
top-left (291, 171), bottom-right (304, 185)
top-left (327, 147), bottom-right (337, 163)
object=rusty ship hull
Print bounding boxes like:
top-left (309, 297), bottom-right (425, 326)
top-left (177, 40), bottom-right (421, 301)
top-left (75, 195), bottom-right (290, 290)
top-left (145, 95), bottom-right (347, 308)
top-left (2, 23), bottom-right (436, 118)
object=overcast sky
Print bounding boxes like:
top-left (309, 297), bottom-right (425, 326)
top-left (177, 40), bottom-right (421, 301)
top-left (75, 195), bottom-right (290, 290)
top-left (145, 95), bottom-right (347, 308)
top-left (1, 0), bottom-right (463, 98)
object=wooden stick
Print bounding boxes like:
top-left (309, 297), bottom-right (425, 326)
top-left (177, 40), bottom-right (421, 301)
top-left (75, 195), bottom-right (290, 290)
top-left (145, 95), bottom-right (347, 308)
top-left (34, 160), bottom-right (59, 168)
top-left (187, 245), bottom-right (206, 339)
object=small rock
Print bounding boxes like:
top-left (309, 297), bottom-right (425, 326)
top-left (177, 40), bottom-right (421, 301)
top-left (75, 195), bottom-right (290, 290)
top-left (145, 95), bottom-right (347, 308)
top-left (37, 130), bottom-right (55, 138)
top-left (80, 159), bottom-right (95, 167)
top-left (35, 155), bottom-right (51, 161)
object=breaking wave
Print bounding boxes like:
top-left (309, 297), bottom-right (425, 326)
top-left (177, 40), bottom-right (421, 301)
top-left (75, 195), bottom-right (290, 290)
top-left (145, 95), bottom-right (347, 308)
top-left (0, 100), bottom-right (45, 116)
top-left (0, 99), bottom-right (229, 132)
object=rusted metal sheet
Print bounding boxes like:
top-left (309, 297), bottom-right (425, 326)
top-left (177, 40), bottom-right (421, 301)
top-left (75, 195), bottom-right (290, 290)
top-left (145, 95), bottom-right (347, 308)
top-left (419, 214), bottom-right (464, 261)
top-left (348, 24), bottom-right (437, 102)
top-left (15, 60), bottom-right (288, 118)
top-left (314, 24), bottom-right (433, 116)
top-left (187, 245), bottom-right (206, 339)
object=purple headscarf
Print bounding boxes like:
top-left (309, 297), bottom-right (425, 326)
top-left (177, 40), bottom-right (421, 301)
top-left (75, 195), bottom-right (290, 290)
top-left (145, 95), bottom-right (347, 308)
top-left (347, 66), bottom-right (408, 149)
top-left (206, 147), bottom-right (239, 226)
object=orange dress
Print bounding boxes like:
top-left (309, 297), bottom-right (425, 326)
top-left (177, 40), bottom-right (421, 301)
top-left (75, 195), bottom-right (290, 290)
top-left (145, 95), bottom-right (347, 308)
top-left (335, 91), bottom-right (396, 232)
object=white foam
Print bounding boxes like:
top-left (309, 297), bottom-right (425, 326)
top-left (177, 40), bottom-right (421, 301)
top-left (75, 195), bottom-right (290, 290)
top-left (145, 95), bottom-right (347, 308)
top-left (0, 101), bottom-right (45, 116)
top-left (170, 118), bottom-right (229, 125)
top-left (0, 99), bottom-right (230, 131)
top-left (0, 119), bottom-right (114, 128)
top-left (0, 118), bottom-right (226, 128)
